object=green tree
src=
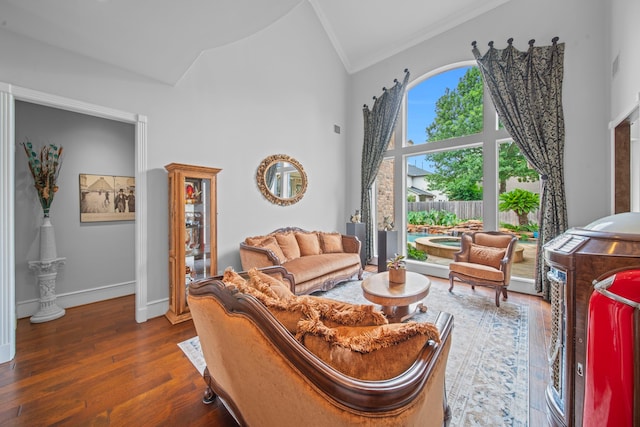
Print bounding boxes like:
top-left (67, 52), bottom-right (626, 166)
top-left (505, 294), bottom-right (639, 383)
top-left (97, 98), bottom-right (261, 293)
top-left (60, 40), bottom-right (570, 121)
top-left (498, 188), bottom-right (540, 226)
top-left (421, 67), bottom-right (538, 200)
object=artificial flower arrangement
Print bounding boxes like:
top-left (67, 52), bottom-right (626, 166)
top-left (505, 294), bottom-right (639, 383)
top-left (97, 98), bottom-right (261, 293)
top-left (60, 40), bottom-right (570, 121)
top-left (22, 141), bottom-right (64, 217)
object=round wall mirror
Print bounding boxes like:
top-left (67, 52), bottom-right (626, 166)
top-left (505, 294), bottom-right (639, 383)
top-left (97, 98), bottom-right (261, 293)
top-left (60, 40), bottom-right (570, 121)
top-left (256, 154), bottom-right (307, 206)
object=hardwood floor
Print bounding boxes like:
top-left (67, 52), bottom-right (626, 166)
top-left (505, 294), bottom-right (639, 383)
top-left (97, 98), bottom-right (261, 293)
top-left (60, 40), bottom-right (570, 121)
top-left (0, 272), bottom-right (551, 426)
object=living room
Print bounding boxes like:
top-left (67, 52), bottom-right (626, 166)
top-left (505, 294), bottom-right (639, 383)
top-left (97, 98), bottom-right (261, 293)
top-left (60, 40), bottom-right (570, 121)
top-left (0, 0), bottom-right (638, 425)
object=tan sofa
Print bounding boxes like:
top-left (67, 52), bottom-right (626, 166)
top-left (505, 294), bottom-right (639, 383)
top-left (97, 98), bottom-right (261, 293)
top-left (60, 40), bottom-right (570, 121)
top-left (239, 227), bottom-right (363, 294)
top-left (188, 266), bottom-right (453, 427)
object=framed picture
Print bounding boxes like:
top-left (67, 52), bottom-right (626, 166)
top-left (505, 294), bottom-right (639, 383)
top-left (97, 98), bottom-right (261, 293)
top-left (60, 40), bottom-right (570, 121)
top-left (79, 174), bottom-right (135, 222)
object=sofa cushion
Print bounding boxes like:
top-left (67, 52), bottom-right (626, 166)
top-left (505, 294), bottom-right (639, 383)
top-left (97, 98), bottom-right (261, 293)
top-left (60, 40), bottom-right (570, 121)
top-left (275, 232), bottom-right (300, 261)
top-left (296, 318), bottom-right (441, 380)
top-left (246, 235), bottom-right (286, 263)
top-left (295, 232), bottom-right (321, 256)
top-left (247, 267), bottom-right (294, 300)
top-left (283, 253), bottom-right (360, 284)
top-left (320, 232), bottom-right (344, 253)
top-left (468, 243), bottom-right (506, 270)
top-left (449, 261), bottom-right (505, 282)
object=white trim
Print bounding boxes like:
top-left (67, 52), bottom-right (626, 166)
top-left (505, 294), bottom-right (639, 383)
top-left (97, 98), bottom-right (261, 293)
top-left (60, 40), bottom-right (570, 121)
top-left (16, 281), bottom-right (135, 319)
top-left (408, 261), bottom-right (538, 296)
top-left (135, 116), bottom-right (149, 323)
top-left (0, 82), bottom-right (149, 364)
top-left (609, 92), bottom-right (640, 130)
top-left (146, 297), bottom-right (169, 320)
top-left (0, 88), bottom-right (16, 363)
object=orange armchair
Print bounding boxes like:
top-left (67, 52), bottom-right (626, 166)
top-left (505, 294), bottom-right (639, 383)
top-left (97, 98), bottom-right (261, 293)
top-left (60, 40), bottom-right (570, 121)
top-left (448, 231), bottom-right (518, 307)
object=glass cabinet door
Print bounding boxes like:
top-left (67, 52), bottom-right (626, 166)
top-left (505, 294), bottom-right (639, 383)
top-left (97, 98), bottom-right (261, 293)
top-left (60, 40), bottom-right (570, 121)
top-left (184, 177), bottom-right (211, 293)
top-left (165, 163), bottom-right (220, 324)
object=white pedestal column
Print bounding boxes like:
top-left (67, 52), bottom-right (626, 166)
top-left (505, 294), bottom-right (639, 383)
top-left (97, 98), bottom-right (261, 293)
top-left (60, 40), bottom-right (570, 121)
top-left (28, 258), bottom-right (66, 323)
top-left (28, 217), bottom-right (65, 323)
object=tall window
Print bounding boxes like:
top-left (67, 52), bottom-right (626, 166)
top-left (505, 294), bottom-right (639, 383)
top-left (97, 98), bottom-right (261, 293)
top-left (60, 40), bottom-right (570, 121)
top-left (378, 63), bottom-right (539, 288)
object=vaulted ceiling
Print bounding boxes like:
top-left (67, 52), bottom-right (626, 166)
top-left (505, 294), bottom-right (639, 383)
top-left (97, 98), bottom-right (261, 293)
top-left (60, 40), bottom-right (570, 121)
top-left (0, 0), bottom-right (510, 85)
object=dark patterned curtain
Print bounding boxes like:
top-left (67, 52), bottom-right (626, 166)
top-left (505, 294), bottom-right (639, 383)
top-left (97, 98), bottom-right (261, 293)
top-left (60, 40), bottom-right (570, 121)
top-left (361, 69), bottom-right (410, 263)
top-left (473, 38), bottom-right (567, 300)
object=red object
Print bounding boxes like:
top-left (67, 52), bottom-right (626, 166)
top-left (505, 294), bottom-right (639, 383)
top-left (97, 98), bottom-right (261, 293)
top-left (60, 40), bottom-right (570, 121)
top-left (186, 184), bottom-right (194, 198)
top-left (583, 268), bottom-right (640, 427)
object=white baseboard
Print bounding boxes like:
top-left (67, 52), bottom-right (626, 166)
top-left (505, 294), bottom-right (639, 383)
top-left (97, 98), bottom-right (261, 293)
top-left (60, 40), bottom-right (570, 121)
top-left (16, 281), bottom-right (135, 319)
top-left (146, 297), bottom-right (169, 320)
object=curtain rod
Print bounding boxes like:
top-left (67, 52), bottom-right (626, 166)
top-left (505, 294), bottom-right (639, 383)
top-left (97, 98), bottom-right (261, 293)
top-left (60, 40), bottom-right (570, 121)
top-left (471, 37), bottom-right (559, 49)
top-left (365, 68), bottom-right (410, 105)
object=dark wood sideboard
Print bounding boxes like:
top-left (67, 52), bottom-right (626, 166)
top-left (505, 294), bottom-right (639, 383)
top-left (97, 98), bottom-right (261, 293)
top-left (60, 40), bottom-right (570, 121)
top-left (543, 215), bottom-right (640, 426)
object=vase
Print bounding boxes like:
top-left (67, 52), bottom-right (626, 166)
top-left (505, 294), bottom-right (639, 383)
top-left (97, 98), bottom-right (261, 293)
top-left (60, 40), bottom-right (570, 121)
top-left (39, 216), bottom-right (58, 261)
top-left (388, 268), bottom-right (406, 284)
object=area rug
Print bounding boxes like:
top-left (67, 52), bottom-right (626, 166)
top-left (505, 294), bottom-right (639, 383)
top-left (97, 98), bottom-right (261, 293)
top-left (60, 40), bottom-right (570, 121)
top-left (179, 275), bottom-right (529, 426)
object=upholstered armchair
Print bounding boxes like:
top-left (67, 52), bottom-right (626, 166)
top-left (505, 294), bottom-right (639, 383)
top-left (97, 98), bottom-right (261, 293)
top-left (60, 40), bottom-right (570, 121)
top-left (448, 231), bottom-right (518, 307)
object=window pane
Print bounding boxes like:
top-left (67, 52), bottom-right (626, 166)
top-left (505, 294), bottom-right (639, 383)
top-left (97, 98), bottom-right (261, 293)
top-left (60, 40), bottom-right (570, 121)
top-left (498, 141), bottom-right (540, 280)
top-left (407, 147), bottom-right (483, 267)
top-left (406, 66), bottom-right (483, 146)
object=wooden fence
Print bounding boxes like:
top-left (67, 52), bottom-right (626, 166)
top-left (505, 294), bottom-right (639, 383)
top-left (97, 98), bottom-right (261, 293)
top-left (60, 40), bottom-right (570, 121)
top-left (407, 201), bottom-right (538, 225)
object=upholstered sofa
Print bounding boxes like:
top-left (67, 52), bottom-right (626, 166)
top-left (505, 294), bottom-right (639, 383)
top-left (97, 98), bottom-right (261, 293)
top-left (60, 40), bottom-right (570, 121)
top-left (188, 266), bottom-right (453, 427)
top-left (239, 227), bottom-right (363, 295)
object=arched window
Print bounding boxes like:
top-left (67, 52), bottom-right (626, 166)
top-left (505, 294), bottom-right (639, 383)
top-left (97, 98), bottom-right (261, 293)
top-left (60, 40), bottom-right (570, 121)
top-left (375, 63), bottom-right (539, 291)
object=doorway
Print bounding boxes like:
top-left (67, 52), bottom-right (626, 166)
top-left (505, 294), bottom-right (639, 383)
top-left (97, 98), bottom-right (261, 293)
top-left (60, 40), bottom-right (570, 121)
top-left (613, 107), bottom-right (639, 213)
top-left (0, 83), bottom-right (148, 364)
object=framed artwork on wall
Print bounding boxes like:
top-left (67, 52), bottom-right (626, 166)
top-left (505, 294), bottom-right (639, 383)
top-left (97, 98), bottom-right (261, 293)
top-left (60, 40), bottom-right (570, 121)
top-left (79, 174), bottom-right (135, 222)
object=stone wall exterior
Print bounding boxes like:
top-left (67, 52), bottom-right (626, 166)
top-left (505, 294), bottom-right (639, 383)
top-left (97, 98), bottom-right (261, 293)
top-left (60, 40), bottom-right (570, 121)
top-left (376, 158), bottom-right (394, 230)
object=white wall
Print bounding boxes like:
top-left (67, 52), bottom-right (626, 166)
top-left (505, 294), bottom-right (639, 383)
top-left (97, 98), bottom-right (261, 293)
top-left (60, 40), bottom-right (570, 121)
top-left (14, 101), bottom-right (135, 314)
top-left (346, 0), bottom-right (612, 229)
top-left (1, 2), bottom-right (348, 308)
top-left (610, 0), bottom-right (640, 121)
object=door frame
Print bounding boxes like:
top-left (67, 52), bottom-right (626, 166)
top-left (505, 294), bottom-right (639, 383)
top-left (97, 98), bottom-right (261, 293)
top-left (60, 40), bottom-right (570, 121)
top-left (0, 82), bottom-right (148, 363)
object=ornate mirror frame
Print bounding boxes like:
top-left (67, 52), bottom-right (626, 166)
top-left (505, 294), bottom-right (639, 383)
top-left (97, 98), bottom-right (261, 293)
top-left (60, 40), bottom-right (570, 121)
top-left (256, 154), bottom-right (307, 206)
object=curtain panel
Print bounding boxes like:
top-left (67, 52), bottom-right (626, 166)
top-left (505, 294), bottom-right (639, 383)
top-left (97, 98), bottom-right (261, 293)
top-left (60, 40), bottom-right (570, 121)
top-left (361, 70), bottom-right (410, 263)
top-left (473, 38), bottom-right (567, 300)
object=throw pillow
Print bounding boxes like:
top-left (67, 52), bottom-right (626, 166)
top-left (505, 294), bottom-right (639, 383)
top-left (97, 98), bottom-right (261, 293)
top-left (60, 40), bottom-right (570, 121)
top-left (296, 318), bottom-right (441, 380)
top-left (221, 267), bottom-right (247, 288)
top-left (297, 295), bottom-right (387, 326)
top-left (295, 232), bottom-right (321, 256)
top-left (246, 235), bottom-right (286, 262)
top-left (468, 243), bottom-right (506, 270)
top-left (319, 232), bottom-right (344, 253)
top-left (247, 267), bottom-right (295, 301)
top-left (275, 232), bottom-right (301, 261)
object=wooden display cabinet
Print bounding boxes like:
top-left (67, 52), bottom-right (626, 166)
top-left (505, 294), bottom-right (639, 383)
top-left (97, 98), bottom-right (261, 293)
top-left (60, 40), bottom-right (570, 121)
top-left (165, 163), bottom-right (221, 324)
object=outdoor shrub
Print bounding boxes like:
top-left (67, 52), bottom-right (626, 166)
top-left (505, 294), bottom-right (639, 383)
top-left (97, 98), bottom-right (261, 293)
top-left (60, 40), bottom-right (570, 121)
top-left (407, 210), bottom-right (460, 226)
top-left (407, 243), bottom-right (427, 261)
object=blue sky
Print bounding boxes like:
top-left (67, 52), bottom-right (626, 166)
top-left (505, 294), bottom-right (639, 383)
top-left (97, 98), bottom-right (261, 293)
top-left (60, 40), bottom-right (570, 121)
top-left (406, 66), bottom-right (470, 169)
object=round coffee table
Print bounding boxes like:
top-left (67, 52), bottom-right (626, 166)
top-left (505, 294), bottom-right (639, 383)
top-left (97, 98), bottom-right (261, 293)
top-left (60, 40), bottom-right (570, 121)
top-left (361, 271), bottom-right (430, 323)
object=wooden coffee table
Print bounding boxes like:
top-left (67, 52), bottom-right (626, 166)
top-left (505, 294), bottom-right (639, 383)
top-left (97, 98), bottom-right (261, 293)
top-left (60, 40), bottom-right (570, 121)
top-left (361, 271), bottom-right (430, 323)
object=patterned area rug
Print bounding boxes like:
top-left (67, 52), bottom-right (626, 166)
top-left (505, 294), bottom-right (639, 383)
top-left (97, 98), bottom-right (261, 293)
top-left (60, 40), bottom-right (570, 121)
top-left (179, 274), bottom-right (529, 426)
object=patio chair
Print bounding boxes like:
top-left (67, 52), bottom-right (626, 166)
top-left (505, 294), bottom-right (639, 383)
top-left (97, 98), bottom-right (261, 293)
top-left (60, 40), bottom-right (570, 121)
top-left (448, 231), bottom-right (518, 307)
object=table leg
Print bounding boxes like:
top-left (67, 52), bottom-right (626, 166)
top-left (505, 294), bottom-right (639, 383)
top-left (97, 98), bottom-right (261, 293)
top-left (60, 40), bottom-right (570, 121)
top-left (382, 302), bottom-right (428, 323)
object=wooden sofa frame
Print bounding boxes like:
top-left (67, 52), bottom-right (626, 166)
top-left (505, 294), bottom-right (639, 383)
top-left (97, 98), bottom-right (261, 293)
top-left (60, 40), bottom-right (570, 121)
top-left (188, 266), bottom-right (453, 426)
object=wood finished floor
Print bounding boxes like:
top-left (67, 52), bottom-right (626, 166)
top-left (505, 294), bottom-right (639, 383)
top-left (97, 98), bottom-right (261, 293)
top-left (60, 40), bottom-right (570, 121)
top-left (0, 272), bottom-right (551, 426)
